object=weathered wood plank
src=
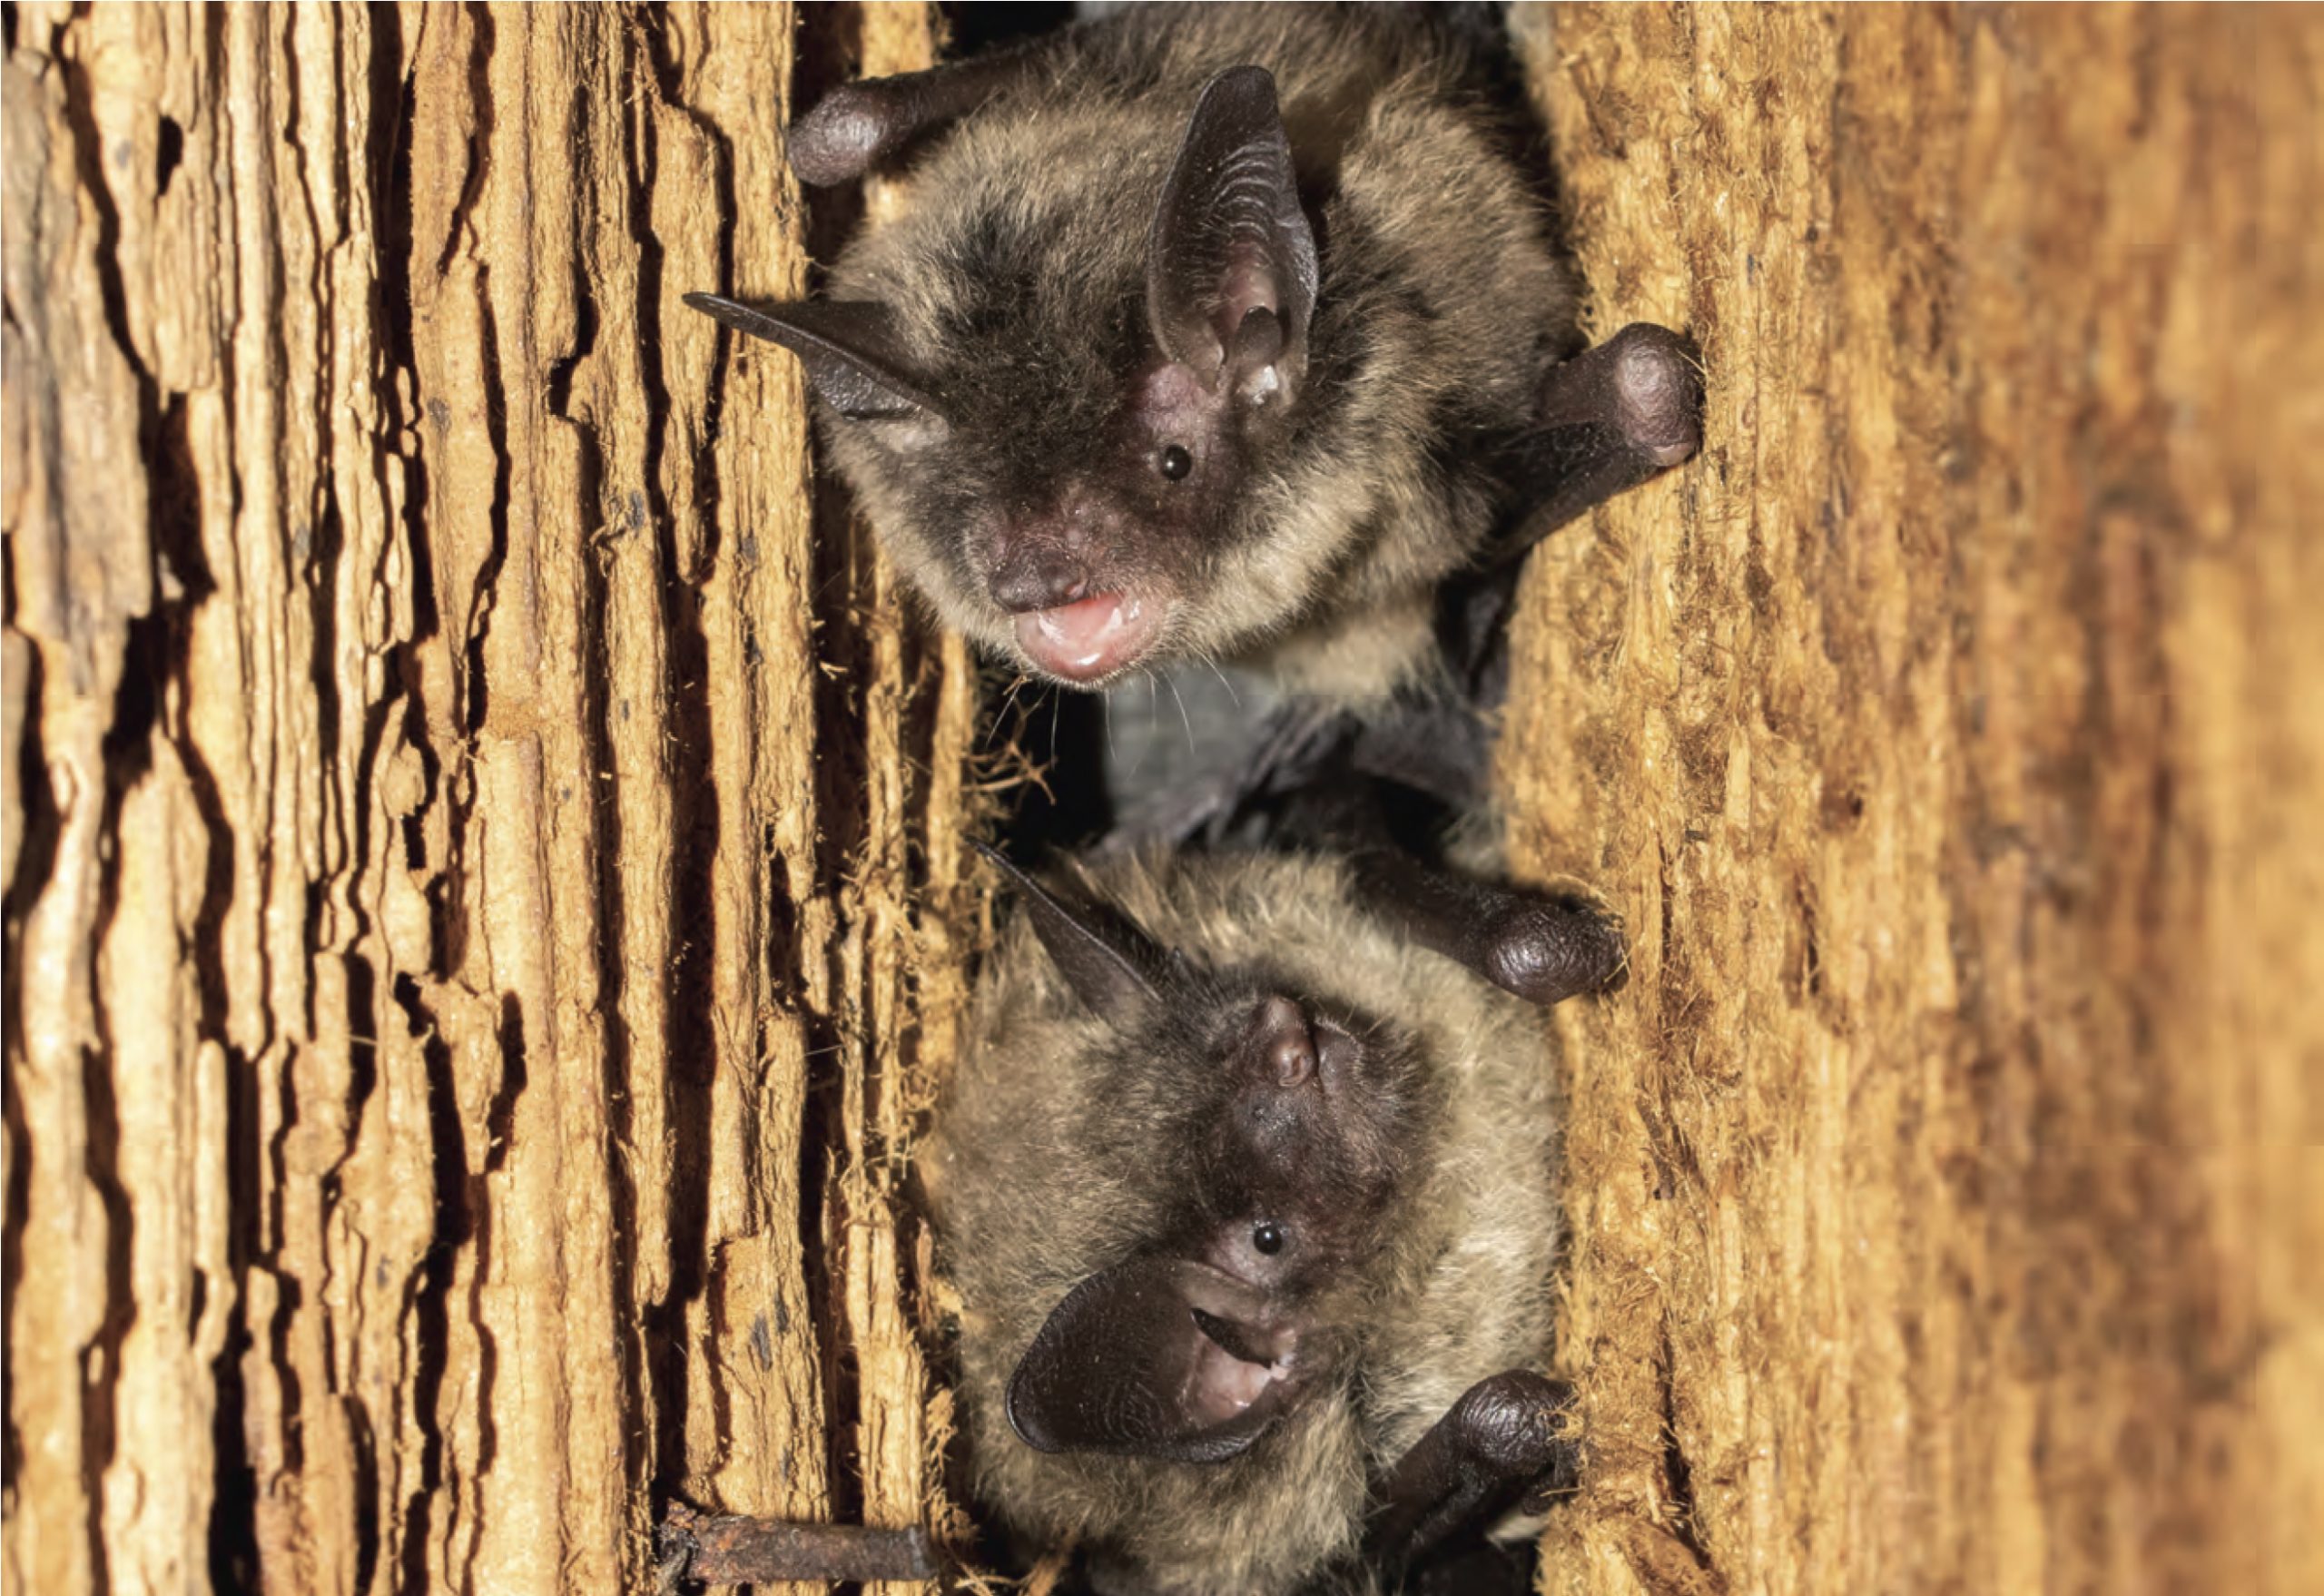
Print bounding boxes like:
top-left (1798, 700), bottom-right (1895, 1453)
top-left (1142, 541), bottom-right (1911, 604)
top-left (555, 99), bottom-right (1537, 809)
top-left (3, 5), bottom-right (964, 1591)
top-left (1509, 6), bottom-right (2322, 1593)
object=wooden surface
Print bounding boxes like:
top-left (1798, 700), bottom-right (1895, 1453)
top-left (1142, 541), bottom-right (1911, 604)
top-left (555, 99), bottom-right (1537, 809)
top-left (5, 5), bottom-right (2317, 1595)
top-left (3, 5), bottom-right (970, 1591)
top-left (1505, 6), bottom-right (2322, 1593)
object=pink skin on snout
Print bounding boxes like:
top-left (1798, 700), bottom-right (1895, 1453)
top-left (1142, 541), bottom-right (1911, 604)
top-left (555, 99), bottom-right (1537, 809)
top-left (1014, 591), bottom-right (1165, 683)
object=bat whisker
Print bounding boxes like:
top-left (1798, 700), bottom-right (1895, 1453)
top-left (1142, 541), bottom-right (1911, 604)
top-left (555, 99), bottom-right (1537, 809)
top-left (1198, 653), bottom-right (1242, 711)
top-left (1163, 669), bottom-right (1196, 755)
top-left (1129, 669), bottom-right (1160, 780)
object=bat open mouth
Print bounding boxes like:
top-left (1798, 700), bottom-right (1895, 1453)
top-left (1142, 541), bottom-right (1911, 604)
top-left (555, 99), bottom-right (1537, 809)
top-left (1014, 591), bottom-right (1165, 684)
top-left (1008, 1256), bottom-right (1296, 1462)
top-left (1188, 1306), bottom-right (1296, 1420)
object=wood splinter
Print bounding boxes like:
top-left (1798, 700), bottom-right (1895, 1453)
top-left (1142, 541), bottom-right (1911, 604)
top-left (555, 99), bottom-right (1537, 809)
top-left (655, 1502), bottom-right (940, 1587)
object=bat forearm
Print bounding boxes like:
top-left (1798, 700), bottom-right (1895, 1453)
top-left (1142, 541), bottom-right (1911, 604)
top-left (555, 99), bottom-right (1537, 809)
top-left (654, 1503), bottom-right (939, 1585)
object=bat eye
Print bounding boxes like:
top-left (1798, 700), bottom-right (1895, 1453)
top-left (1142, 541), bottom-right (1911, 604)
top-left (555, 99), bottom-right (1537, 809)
top-left (1157, 444), bottom-right (1193, 481)
top-left (1251, 1221), bottom-right (1285, 1256)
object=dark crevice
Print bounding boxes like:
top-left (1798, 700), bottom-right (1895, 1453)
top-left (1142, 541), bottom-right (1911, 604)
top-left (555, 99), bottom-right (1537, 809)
top-left (393, 970), bottom-right (463, 1596)
top-left (793, 0), bottom-right (881, 1522)
top-left (328, 949), bottom-right (382, 1227)
top-left (432, 3), bottom-right (498, 278)
top-left (468, 993), bottom-right (527, 1488)
top-left (361, 0), bottom-right (456, 1582)
top-left (1796, 874), bottom-right (1822, 1000)
top-left (629, 6), bottom-right (722, 1520)
top-left (261, 1058), bottom-right (308, 1478)
top-left (133, 82), bottom-right (256, 1578)
top-left (42, 605), bottom-right (160, 1596)
top-left (453, 2), bottom-right (507, 749)
top-left (795, 1028), bottom-right (860, 1530)
top-left (799, 478), bottom-right (870, 1534)
top-left (174, 568), bottom-right (260, 1590)
top-left (481, 995), bottom-right (527, 1183)
top-left (156, 113), bottom-right (184, 199)
top-left (55, 42), bottom-right (146, 388)
top-left (1656, 1315), bottom-right (1713, 1570)
top-left (74, 1037), bottom-right (133, 1596)
top-left (82, 606), bottom-right (155, 1593)
top-left (395, 10), bottom-right (506, 1579)
top-left (0, 643), bottom-right (54, 1504)
top-left (346, 1391), bottom-right (382, 1596)
top-left (458, 278), bottom-right (511, 741)
top-left (366, 0), bottom-right (446, 924)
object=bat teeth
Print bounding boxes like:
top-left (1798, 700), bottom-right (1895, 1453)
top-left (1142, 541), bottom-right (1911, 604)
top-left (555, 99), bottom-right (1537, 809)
top-left (1016, 592), bottom-right (1165, 683)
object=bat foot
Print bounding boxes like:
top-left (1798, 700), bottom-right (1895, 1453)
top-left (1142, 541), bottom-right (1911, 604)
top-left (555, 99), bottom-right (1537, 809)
top-left (1475, 892), bottom-right (1628, 1008)
top-left (1446, 1371), bottom-right (1580, 1483)
top-left (788, 85), bottom-right (897, 186)
top-left (1508, 323), bottom-right (1706, 550)
top-left (1370, 1371), bottom-right (1584, 1576)
top-left (1594, 322), bottom-right (1704, 470)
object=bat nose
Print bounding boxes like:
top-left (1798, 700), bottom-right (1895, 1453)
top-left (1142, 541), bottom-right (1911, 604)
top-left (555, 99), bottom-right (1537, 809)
top-left (988, 544), bottom-right (1090, 614)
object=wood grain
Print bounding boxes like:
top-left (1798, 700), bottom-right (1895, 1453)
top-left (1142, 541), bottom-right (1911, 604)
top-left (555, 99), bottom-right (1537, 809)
top-left (2, 5), bottom-right (970, 1591)
top-left (1506, 7), bottom-right (2322, 1593)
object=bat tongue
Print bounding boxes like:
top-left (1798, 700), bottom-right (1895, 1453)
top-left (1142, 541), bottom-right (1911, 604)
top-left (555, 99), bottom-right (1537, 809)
top-left (1015, 592), bottom-right (1161, 683)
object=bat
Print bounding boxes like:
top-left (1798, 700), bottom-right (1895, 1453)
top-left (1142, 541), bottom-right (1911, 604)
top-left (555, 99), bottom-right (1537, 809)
top-left (923, 841), bottom-right (1598, 1594)
top-left (687, 4), bottom-right (1700, 709)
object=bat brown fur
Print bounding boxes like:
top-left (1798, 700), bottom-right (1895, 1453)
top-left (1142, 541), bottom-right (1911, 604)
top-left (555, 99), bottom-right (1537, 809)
top-left (744, 5), bottom-right (1582, 704)
top-left (926, 849), bottom-right (1564, 1593)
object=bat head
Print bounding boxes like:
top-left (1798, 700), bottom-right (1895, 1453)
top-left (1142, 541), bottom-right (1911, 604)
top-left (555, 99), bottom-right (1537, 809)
top-left (688, 65), bottom-right (1322, 688)
top-left (973, 845), bottom-right (1420, 1464)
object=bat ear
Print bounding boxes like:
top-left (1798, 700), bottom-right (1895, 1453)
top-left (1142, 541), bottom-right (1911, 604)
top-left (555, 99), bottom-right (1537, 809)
top-left (1007, 1256), bottom-right (1290, 1462)
top-left (682, 293), bottom-right (946, 422)
top-left (1146, 66), bottom-right (1318, 406)
top-left (973, 842), bottom-right (1174, 1027)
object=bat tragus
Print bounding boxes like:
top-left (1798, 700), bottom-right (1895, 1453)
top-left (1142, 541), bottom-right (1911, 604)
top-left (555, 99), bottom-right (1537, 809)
top-left (921, 843), bottom-right (1587, 1595)
top-left (686, 3), bottom-right (1700, 708)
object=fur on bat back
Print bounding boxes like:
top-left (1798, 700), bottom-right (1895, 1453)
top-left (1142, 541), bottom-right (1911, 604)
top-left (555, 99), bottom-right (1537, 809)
top-left (820, 4), bottom-right (1572, 704)
top-left (923, 849), bottom-right (1563, 1594)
